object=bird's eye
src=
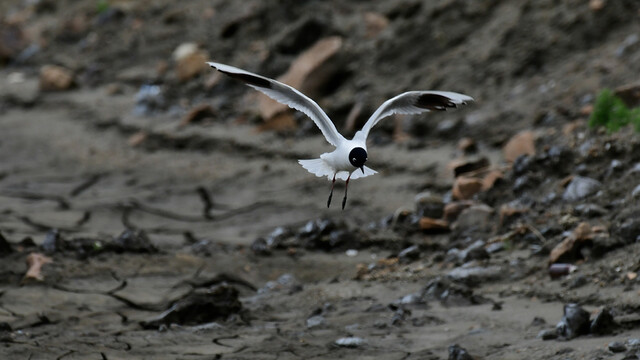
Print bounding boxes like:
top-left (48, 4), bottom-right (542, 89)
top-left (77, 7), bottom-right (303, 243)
top-left (352, 158), bottom-right (356, 162)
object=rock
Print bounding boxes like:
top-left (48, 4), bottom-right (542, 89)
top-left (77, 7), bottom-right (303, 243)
top-left (133, 84), bottom-right (165, 116)
top-left (180, 104), bottom-right (216, 126)
top-left (615, 217), bottom-right (640, 244)
top-left (482, 170), bottom-right (504, 191)
top-left (0, 232), bottom-right (12, 255)
top-left (39, 65), bottom-right (75, 91)
top-left (632, 184), bottom-right (640, 198)
top-left (422, 277), bottom-right (486, 306)
top-left (41, 229), bottom-right (63, 254)
top-left (458, 240), bottom-right (489, 263)
top-left (443, 201), bottom-right (473, 222)
top-left (449, 157), bottom-right (489, 177)
top-left (141, 284), bottom-right (242, 329)
top-left (259, 36), bottom-right (343, 121)
top-left (538, 329), bottom-right (558, 340)
top-left (548, 263), bottom-right (578, 279)
top-left (499, 202), bottom-right (529, 226)
top-left (454, 204), bottom-right (494, 232)
top-left (563, 176), bottom-right (602, 202)
top-left (448, 265), bottom-right (502, 285)
top-left (415, 192), bottom-right (444, 218)
top-left (590, 308), bottom-right (616, 335)
top-left (128, 131), bottom-right (147, 147)
top-left (574, 204), bottom-right (607, 217)
top-left (608, 341), bottom-right (627, 353)
top-left (398, 245), bottom-right (420, 263)
top-left (334, 337), bottom-right (365, 348)
top-left (549, 222), bottom-right (594, 264)
top-left (419, 217), bottom-right (449, 233)
top-left (173, 43), bottom-right (208, 82)
top-left (23, 253), bottom-right (53, 282)
top-left (250, 238), bottom-right (271, 256)
top-left (485, 242), bottom-right (505, 254)
top-left (556, 303), bottom-right (590, 339)
top-left (112, 230), bottom-right (157, 253)
top-left (363, 12), bottom-right (389, 38)
top-left (503, 131), bottom-right (536, 163)
top-left (306, 315), bottom-right (325, 328)
top-left (448, 344), bottom-right (473, 360)
top-left (452, 176), bottom-right (483, 200)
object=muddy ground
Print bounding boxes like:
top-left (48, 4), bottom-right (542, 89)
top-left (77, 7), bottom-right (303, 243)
top-left (1, 0), bottom-right (640, 359)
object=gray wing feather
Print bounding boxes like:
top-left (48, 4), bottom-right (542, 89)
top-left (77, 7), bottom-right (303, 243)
top-left (207, 62), bottom-right (345, 147)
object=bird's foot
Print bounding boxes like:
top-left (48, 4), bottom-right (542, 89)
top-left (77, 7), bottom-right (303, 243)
top-left (341, 195), bottom-right (347, 210)
top-left (327, 192), bottom-right (333, 208)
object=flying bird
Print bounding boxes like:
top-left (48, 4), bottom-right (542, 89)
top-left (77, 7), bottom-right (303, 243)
top-left (207, 62), bottom-right (473, 209)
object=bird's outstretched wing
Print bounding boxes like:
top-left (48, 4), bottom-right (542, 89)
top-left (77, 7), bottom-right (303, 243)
top-left (355, 91), bottom-right (473, 141)
top-left (207, 62), bottom-right (346, 147)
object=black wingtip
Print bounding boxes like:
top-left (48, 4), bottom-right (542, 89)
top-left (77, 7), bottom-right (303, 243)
top-left (415, 94), bottom-right (458, 111)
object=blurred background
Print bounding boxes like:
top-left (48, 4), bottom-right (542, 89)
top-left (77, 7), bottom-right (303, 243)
top-left (1, 0), bottom-right (640, 359)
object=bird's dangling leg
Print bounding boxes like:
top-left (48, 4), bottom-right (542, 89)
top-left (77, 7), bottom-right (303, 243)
top-left (327, 174), bottom-right (336, 208)
top-left (342, 174), bottom-right (351, 210)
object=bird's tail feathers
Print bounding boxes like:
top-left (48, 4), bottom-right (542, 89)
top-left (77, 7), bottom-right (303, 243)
top-left (298, 159), bottom-right (377, 181)
top-left (298, 159), bottom-right (335, 180)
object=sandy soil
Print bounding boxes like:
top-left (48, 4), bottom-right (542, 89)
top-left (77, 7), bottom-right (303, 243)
top-left (1, 0), bottom-right (640, 359)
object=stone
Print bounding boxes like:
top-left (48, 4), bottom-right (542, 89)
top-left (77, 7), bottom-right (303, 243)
top-left (608, 341), bottom-right (627, 353)
top-left (448, 344), bottom-right (474, 360)
top-left (419, 217), bottom-right (449, 232)
top-left (259, 36), bottom-right (343, 121)
top-left (23, 253), bottom-right (53, 282)
top-left (443, 201), bottom-right (473, 222)
top-left (632, 184), bottom-right (640, 198)
top-left (457, 137), bottom-right (477, 153)
top-left (563, 176), bottom-right (602, 202)
top-left (614, 82), bottom-right (640, 107)
top-left (590, 308), bottom-right (616, 335)
top-left (574, 204), bottom-right (607, 217)
top-left (398, 245), bottom-right (420, 263)
top-left (39, 65), bottom-right (75, 91)
top-left (503, 131), bottom-right (536, 163)
top-left (556, 303), bottom-right (590, 339)
top-left (454, 204), bottom-right (494, 232)
top-left (173, 43), bottom-right (208, 82)
top-left (141, 284), bottom-right (242, 328)
top-left (449, 157), bottom-right (489, 177)
top-left (334, 337), bottom-right (365, 348)
top-left (452, 176), bottom-right (483, 200)
top-left (415, 192), bottom-right (444, 218)
top-left (306, 315), bottom-right (325, 328)
top-left (447, 265), bottom-right (502, 285)
top-left (111, 229), bottom-right (157, 253)
top-left (42, 229), bottom-right (64, 254)
top-left (180, 104), bottom-right (216, 126)
top-left (538, 329), bottom-right (558, 340)
top-left (482, 170), bottom-right (504, 191)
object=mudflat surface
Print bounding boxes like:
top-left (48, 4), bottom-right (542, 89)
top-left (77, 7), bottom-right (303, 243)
top-left (1, 1), bottom-right (640, 359)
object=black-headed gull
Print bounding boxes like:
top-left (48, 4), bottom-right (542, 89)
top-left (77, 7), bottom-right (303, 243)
top-left (207, 62), bottom-right (473, 209)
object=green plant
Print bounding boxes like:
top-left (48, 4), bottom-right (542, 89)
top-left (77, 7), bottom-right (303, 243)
top-left (589, 88), bottom-right (640, 133)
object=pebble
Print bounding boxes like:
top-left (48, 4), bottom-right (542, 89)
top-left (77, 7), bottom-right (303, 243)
top-left (452, 176), bottom-right (483, 200)
top-left (141, 284), bottom-right (242, 329)
top-left (503, 130), bottom-right (536, 163)
top-left (112, 229), bottom-right (157, 253)
top-left (556, 303), bottom-right (590, 339)
top-left (39, 65), bottom-right (75, 91)
top-left (632, 184), bottom-right (640, 198)
top-left (419, 217), bottom-right (450, 233)
top-left (306, 315), bottom-right (325, 328)
top-left (563, 176), bottom-right (602, 202)
top-left (608, 341), bottom-right (627, 353)
top-left (538, 329), bottom-right (558, 340)
top-left (42, 229), bottom-right (63, 254)
top-left (334, 337), bottom-right (365, 348)
top-left (448, 265), bottom-right (502, 285)
top-left (574, 203), bottom-right (607, 217)
top-left (133, 84), bottom-right (165, 116)
top-left (398, 245), bottom-right (420, 263)
top-left (590, 308), bottom-right (616, 335)
top-left (448, 344), bottom-right (474, 360)
top-left (414, 192), bottom-right (444, 218)
top-left (453, 204), bottom-right (494, 232)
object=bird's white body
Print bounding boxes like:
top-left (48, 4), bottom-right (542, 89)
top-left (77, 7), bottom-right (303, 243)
top-left (300, 137), bottom-right (376, 181)
top-left (206, 61), bottom-right (473, 208)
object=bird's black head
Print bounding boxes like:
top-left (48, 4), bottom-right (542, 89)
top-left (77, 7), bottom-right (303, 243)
top-left (349, 147), bottom-right (368, 173)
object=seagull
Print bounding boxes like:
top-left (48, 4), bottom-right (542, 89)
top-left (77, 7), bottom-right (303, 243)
top-left (207, 61), bottom-right (473, 209)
